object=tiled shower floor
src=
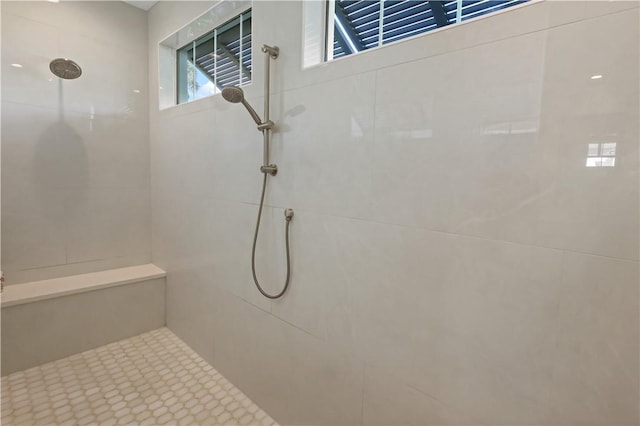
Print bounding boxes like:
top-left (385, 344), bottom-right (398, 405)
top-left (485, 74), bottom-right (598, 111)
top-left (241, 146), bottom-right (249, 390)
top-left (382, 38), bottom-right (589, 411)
top-left (1, 328), bottom-right (277, 426)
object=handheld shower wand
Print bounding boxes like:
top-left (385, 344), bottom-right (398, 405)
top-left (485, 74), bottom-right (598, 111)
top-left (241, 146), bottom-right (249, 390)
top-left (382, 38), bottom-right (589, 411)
top-left (221, 44), bottom-right (294, 300)
top-left (221, 86), bottom-right (275, 175)
top-left (221, 87), bottom-right (262, 127)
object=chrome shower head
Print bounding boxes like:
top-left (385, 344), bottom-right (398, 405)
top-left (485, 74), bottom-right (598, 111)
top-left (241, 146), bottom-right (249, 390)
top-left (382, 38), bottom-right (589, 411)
top-left (221, 86), bottom-right (263, 126)
top-left (49, 58), bottom-right (82, 79)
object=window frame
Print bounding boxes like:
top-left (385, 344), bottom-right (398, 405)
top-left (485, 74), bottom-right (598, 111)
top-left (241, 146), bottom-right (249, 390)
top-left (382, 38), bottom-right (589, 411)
top-left (176, 8), bottom-right (252, 105)
top-left (305, 0), bottom-right (532, 67)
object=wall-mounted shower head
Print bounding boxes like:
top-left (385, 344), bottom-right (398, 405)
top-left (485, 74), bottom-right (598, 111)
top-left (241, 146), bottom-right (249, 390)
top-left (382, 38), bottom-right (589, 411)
top-left (49, 58), bottom-right (82, 79)
top-left (221, 86), bottom-right (263, 126)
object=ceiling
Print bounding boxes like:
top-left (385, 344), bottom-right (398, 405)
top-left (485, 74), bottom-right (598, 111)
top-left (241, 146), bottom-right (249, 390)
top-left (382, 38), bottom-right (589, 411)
top-left (123, 1), bottom-right (157, 11)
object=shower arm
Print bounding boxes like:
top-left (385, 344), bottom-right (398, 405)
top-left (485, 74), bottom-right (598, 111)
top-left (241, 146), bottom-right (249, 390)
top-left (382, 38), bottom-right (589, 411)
top-left (259, 44), bottom-right (279, 176)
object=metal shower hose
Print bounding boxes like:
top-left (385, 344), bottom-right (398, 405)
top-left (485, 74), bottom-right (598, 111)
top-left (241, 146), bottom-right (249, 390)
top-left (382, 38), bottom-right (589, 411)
top-left (251, 173), bottom-right (292, 299)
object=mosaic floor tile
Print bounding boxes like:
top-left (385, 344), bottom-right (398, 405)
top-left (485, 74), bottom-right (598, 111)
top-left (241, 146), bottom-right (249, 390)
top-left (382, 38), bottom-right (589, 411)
top-left (1, 328), bottom-right (277, 426)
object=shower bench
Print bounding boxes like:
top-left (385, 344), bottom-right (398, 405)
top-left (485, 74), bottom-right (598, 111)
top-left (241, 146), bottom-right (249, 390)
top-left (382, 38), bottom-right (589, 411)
top-left (1, 264), bottom-right (166, 375)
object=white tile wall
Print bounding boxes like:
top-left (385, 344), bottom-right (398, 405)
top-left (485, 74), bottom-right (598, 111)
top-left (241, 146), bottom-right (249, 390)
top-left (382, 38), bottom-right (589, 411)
top-left (362, 367), bottom-right (477, 425)
top-left (534, 8), bottom-right (639, 260)
top-left (270, 72), bottom-right (378, 220)
top-left (213, 291), bottom-right (364, 425)
top-left (1, 1), bottom-right (151, 284)
top-left (8, 2), bottom-right (636, 424)
top-left (549, 252), bottom-right (639, 425)
top-left (144, 1), bottom-right (638, 425)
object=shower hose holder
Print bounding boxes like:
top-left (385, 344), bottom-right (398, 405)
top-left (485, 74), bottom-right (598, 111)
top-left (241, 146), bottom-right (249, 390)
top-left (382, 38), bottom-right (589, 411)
top-left (260, 164), bottom-right (278, 175)
top-left (257, 120), bottom-right (274, 131)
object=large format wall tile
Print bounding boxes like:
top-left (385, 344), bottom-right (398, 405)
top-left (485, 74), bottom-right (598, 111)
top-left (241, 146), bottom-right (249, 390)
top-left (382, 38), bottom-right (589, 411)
top-left (1, 186), bottom-right (67, 272)
top-left (147, 2), bottom-right (640, 425)
top-left (1, 102), bottom-right (89, 193)
top-left (548, 0), bottom-right (639, 28)
top-left (362, 367), bottom-right (477, 426)
top-left (1, 12), bottom-right (60, 110)
top-left (2, 189), bottom-right (151, 272)
top-left (152, 190), bottom-right (297, 362)
top-left (534, 9), bottom-right (639, 261)
top-left (152, 190), bottom-right (270, 364)
top-left (549, 253), bottom-right (639, 425)
top-left (2, 1), bottom-right (151, 283)
top-left (372, 31), bottom-right (548, 243)
top-left (269, 209), bottom-right (347, 341)
top-left (325, 217), bottom-right (563, 424)
top-left (163, 262), bottom-right (217, 366)
top-left (151, 191), bottom-right (217, 364)
top-left (269, 72), bottom-right (377, 219)
top-left (372, 8), bottom-right (639, 261)
top-left (66, 189), bottom-right (150, 263)
top-left (211, 95), bottom-right (273, 204)
top-left (151, 98), bottom-right (268, 205)
top-left (150, 109), bottom-right (213, 199)
top-left (213, 291), bottom-right (364, 426)
top-left (1, 1), bottom-right (147, 56)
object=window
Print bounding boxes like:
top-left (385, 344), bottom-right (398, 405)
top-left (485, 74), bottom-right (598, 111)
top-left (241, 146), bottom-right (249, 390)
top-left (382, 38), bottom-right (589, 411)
top-left (319, 0), bottom-right (528, 62)
top-left (176, 9), bottom-right (252, 104)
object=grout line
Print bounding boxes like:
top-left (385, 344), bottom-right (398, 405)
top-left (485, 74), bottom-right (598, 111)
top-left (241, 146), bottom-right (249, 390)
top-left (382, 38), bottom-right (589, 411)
top-left (230, 290), bottom-right (325, 342)
top-left (2, 98), bottom-right (153, 121)
top-left (152, 188), bottom-right (640, 265)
